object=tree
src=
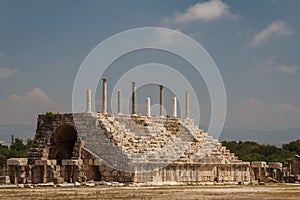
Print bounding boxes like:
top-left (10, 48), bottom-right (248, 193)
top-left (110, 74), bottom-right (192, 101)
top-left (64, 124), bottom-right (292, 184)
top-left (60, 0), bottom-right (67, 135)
top-left (222, 140), bottom-right (293, 163)
top-left (0, 137), bottom-right (33, 175)
top-left (283, 140), bottom-right (300, 155)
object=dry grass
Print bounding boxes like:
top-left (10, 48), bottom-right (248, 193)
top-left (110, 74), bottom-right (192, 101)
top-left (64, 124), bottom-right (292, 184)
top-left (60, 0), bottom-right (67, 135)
top-left (0, 184), bottom-right (300, 200)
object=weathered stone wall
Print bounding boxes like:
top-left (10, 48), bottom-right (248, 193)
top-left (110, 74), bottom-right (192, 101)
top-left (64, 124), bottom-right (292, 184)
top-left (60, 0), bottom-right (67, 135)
top-left (7, 112), bottom-right (253, 184)
top-left (251, 161), bottom-right (267, 182)
top-left (28, 113), bottom-right (75, 165)
top-left (291, 155), bottom-right (300, 176)
top-left (6, 158), bottom-right (29, 184)
top-left (283, 155), bottom-right (300, 182)
top-left (267, 162), bottom-right (282, 181)
top-left (132, 163), bottom-right (251, 183)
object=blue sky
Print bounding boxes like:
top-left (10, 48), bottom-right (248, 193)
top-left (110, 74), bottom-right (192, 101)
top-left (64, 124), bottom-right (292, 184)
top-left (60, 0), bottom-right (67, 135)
top-left (0, 0), bottom-right (299, 131)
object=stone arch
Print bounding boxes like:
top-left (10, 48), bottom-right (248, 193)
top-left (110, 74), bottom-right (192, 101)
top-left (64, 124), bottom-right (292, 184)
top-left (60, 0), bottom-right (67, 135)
top-left (48, 125), bottom-right (78, 165)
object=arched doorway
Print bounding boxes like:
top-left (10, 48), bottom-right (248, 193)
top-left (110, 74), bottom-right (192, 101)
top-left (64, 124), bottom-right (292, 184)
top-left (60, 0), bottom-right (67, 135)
top-left (48, 125), bottom-right (77, 165)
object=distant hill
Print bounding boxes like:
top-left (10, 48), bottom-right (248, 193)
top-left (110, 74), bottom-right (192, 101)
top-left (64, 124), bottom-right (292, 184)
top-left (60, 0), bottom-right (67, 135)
top-left (0, 124), bottom-right (35, 145)
top-left (219, 128), bottom-right (300, 147)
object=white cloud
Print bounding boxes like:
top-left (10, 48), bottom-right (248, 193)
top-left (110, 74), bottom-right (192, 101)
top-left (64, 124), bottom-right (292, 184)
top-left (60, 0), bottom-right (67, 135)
top-left (162, 0), bottom-right (237, 25)
top-left (242, 97), bottom-right (264, 109)
top-left (253, 20), bottom-right (293, 46)
top-left (229, 97), bottom-right (300, 130)
top-left (9, 88), bottom-right (54, 106)
top-left (274, 65), bottom-right (297, 74)
top-left (262, 56), bottom-right (297, 74)
top-left (264, 55), bottom-right (276, 66)
top-left (0, 67), bottom-right (19, 79)
top-left (0, 88), bottom-right (66, 125)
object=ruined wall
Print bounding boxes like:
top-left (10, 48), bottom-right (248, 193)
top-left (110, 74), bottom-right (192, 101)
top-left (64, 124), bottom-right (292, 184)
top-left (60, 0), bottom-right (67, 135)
top-left (7, 112), bottom-right (252, 184)
top-left (283, 155), bottom-right (300, 182)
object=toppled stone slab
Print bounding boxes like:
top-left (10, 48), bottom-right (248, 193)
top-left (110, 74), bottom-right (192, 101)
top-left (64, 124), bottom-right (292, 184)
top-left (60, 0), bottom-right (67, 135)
top-left (84, 182), bottom-right (95, 187)
top-left (36, 182), bottom-right (55, 187)
top-left (0, 184), bottom-right (18, 189)
top-left (57, 183), bottom-right (77, 187)
top-left (24, 184), bottom-right (34, 188)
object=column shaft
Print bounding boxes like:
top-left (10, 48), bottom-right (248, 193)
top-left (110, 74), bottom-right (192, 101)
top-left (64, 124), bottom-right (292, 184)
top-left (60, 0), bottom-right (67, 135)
top-left (146, 97), bottom-right (150, 117)
top-left (172, 97), bottom-right (177, 117)
top-left (86, 89), bottom-right (91, 113)
top-left (159, 85), bottom-right (164, 116)
top-left (102, 78), bottom-right (107, 114)
top-left (132, 82), bottom-right (136, 115)
top-left (185, 91), bottom-right (189, 118)
top-left (118, 90), bottom-right (122, 114)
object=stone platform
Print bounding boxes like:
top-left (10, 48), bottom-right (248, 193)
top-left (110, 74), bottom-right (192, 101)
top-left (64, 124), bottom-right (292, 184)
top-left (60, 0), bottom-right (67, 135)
top-left (5, 112), bottom-right (252, 184)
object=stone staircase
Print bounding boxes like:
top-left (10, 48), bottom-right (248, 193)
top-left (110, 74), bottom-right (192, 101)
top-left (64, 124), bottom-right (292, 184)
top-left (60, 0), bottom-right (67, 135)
top-left (176, 118), bottom-right (242, 164)
top-left (84, 114), bottom-right (244, 171)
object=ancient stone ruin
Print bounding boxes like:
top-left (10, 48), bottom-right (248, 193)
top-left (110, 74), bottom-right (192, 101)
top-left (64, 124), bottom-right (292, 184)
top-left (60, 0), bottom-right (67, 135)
top-left (5, 79), bottom-right (253, 185)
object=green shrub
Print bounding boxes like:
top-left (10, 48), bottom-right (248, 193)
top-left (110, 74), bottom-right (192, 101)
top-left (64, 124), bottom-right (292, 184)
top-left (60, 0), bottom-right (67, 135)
top-left (45, 112), bottom-right (55, 120)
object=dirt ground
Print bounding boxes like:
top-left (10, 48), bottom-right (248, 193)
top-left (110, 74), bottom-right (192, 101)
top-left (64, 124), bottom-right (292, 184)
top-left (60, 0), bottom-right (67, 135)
top-left (1, 184), bottom-right (300, 200)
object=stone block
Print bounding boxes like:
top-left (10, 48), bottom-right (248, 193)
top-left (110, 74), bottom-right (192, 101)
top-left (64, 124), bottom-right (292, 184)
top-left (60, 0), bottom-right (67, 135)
top-left (268, 162), bottom-right (282, 169)
top-left (94, 159), bottom-right (102, 166)
top-left (251, 161), bottom-right (267, 168)
top-left (0, 176), bottom-right (10, 184)
top-left (7, 158), bottom-right (28, 166)
top-left (35, 159), bottom-right (57, 166)
top-left (61, 159), bottom-right (83, 166)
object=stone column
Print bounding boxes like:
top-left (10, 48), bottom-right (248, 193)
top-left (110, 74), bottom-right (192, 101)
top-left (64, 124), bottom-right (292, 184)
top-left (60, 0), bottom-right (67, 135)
top-left (132, 81), bottom-right (136, 115)
top-left (102, 78), bottom-right (107, 114)
top-left (43, 165), bottom-right (47, 183)
top-left (117, 90), bottom-right (122, 114)
top-left (86, 89), bottom-right (92, 113)
top-left (185, 91), bottom-right (189, 118)
top-left (159, 85), bottom-right (164, 117)
top-left (146, 97), bottom-right (150, 117)
top-left (10, 166), bottom-right (17, 184)
top-left (172, 97), bottom-right (177, 117)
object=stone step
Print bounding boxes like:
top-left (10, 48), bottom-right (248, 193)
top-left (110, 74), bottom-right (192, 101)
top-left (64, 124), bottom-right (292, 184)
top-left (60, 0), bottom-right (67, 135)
top-left (92, 114), bottom-right (242, 168)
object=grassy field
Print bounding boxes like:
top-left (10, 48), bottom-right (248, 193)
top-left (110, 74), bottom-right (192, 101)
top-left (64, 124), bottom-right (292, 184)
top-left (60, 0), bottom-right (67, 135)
top-left (1, 184), bottom-right (300, 199)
